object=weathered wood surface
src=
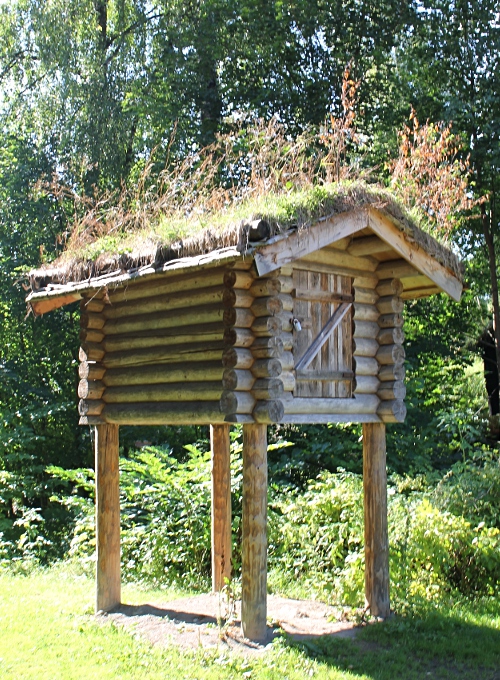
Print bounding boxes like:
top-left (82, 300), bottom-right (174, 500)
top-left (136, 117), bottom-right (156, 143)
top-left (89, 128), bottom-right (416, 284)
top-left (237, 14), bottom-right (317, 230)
top-left (368, 209), bottom-right (462, 301)
top-left (253, 210), bottom-right (369, 275)
top-left (103, 382), bottom-right (223, 403)
top-left (103, 361), bottom-right (223, 386)
top-left (95, 423), bottom-right (121, 613)
top-left (241, 424), bottom-right (268, 641)
top-left (253, 400), bottom-right (284, 423)
top-left (104, 402), bottom-right (226, 424)
top-left (104, 303), bottom-right (224, 336)
top-left (282, 394), bottom-right (379, 415)
top-left (363, 422), bottom-right (390, 618)
top-left (105, 285), bottom-right (224, 319)
top-left (211, 424), bottom-right (232, 592)
top-left (377, 400), bottom-right (407, 423)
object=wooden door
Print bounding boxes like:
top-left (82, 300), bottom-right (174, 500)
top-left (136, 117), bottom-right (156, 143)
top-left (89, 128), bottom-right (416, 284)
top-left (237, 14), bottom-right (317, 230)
top-left (292, 267), bottom-right (353, 398)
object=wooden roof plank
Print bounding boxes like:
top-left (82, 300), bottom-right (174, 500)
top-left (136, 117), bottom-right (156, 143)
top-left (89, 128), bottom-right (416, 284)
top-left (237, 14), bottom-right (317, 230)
top-left (368, 209), bottom-right (462, 301)
top-left (253, 209), bottom-right (369, 276)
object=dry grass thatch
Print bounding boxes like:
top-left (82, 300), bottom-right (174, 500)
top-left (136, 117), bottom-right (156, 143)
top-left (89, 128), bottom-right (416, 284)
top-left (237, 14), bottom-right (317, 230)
top-left (29, 180), bottom-right (463, 292)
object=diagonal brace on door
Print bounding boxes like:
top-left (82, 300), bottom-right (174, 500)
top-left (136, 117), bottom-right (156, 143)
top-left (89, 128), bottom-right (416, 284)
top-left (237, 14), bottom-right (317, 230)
top-left (295, 302), bottom-right (352, 371)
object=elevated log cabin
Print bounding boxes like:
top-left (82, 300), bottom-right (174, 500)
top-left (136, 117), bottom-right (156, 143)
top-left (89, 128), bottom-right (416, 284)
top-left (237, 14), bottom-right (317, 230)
top-left (28, 198), bottom-right (463, 641)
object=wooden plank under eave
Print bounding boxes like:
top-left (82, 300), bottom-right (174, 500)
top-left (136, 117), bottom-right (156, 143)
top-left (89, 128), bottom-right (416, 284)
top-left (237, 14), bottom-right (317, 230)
top-left (368, 209), bottom-right (463, 301)
top-left (253, 210), bottom-right (370, 275)
top-left (28, 292), bottom-right (82, 316)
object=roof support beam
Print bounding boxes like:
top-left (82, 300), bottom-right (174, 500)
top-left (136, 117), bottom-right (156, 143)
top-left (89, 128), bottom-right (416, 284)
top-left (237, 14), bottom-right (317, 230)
top-left (368, 209), bottom-right (462, 301)
top-left (253, 210), bottom-right (369, 276)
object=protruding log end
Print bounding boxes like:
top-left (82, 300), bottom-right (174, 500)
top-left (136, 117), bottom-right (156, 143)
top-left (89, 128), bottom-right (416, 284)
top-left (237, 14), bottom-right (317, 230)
top-left (377, 400), bottom-right (407, 423)
top-left (253, 399), bottom-right (284, 423)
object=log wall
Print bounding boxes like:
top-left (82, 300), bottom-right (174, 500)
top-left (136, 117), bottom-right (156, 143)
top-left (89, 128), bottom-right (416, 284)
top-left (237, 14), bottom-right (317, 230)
top-left (77, 250), bottom-right (408, 427)
top-left (78, 267), bottom-right (229, 425)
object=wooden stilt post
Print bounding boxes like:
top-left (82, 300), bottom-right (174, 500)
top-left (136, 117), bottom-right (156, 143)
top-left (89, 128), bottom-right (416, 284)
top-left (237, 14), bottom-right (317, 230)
top-left (95, 423), bottom-right (121, 613)
top-left (241, 423), bottom-right (268, 641)
top-left (210, 424), bottom-right (232, 592)
top-left (363, 422), bottom-right (390, 618)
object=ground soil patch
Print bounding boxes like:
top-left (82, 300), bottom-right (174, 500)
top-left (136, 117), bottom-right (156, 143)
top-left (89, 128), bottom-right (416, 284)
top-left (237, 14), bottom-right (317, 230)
top-left (105, 593), bottom-right (368, 656)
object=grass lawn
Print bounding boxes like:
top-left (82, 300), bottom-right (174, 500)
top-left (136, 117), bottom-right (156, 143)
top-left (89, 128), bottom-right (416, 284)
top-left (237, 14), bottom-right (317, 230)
top-left (1, 566), bottom-right (499, 679)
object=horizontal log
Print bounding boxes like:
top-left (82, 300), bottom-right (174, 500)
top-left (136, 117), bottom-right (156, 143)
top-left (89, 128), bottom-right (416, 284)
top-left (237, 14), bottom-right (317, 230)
top-left (377, 327), bottom-right (405, 346)
top-left (108, 267), bottom-right (226, 304)
top-left (252, 358), bottom-right (282, 378)
top-left (81, 298), bottom-right (105, 314)
top-left (79, 343), bottom-right (105, 363)
top-left (223, 288), bottom-right (254, 309)
top-left (79, 415), bottom-right (105, 426)
top-left (378, 313), bottom-right (404, 329)
top-left (251, 297), bottom-right (283, 317)
top-left (280, 351), bottom-right (294, 372)
top-left (293, 289), bottom-right (354, 304)
top-left (223, 414), bottom-right (255, 423)
top-left (251, 336), bottom-right (284, 358)
top-left (277, 276), bottom-right (293, 294)
top-left (376, 278), bottom-right (403, 297)
top-left (223, 327), bottom-right (254, 348)
top-left (354, 375), bottom-right (380, 394)
top-left (223, 270), bottom-right (254, 290)
top-left (277, 313), bottom-right (294, 333)
top-left (354, 288), bottom-right (378, 305)
top-left (78, 379), bottom-right (105, 400)
top-left (354, 337), bottom-right (379, 358)
top-left (106, 285), bottom-right (224, 320)
top-left (103, 343), bottom-right (224, 369)
top-left (300, 247), bottom-right (378, 273)
top-left (222, 369), bottom-right (255, 391)
top-left (80, 328), bottom-right (105, 344)
top-left (222, 348), bottom-right (254, 369)
top-left (104, 401), bottom-right (226, 425)
top-left (376, 259), bottom-right (418, 280)
top-left (282, 394), bottom-right (379, 415)
top-left (376, 345), bottom-right (405, 365)
top-left (252, 378), bottom-right (284, 400)
top-left (353, 356), bottom-right (379, 376)
top-left (103, 361), bottom-right (223, 387)
top-left (378, 381), bottom-right (406, 401)
top-left (377, 400), bottom-right (407, 423)
top-left (252, 316), bottom-right (282, 337)
top-left (296, 369), bottom-right (354, 382)
top-left (79, 362), bottom-right (106, 381)
top-left (281, 413), bottom-right (381, 424)
top-left (104, 303), bottom-right (224, 336)
top-left (249, 278), bottom-right (281, 297)
top-left (223, 307), bottom-right (255, 329)
top-left (104, 327), bottom-right (223, 353)
top-left (220, 390), bottom-right (255, 414)
top-left (379, 363), bottom-right (405, 382)
top-left (282, 332), bottom-right (293, 351)
top-left (377, 296), bottom-right (404, 315)
top-left (354, 320), bottom-right (379, 340)
top-left (279, 294), bottom-right (294, 312)
top-left (353, 274), bottom-right (379, 289)
top-left (280, 371), bottom-right (296, 392)
top-left (80, 312), bottom-right (105, 331)
top-left (348, 235), bottom-right (392, 257)
top-left (401, 286), bottom-right (441, 300)
top-left (253, 400), bottom-right (284, 424)
top-left (293, 259), bottom-right (378, 285)
top-left (353, 303), bottom-right (379, 322)
top-left (103, 382), bottom-right (222, 403)
top-left (78, 399), bottom-right (105, 416)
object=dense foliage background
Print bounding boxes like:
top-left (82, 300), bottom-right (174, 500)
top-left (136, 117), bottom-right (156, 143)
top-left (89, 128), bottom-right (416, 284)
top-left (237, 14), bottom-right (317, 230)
top-left (0, 0), bottom-right (499, 609)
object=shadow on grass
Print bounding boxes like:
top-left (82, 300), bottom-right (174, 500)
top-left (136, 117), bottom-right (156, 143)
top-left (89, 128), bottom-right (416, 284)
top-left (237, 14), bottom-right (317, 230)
top-left (282, 610), bottom-right (500, 680)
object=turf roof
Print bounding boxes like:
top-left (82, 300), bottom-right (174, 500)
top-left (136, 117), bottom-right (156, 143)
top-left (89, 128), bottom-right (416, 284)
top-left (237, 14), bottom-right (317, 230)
top-left (29, 181), bottom-right (463, 291)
